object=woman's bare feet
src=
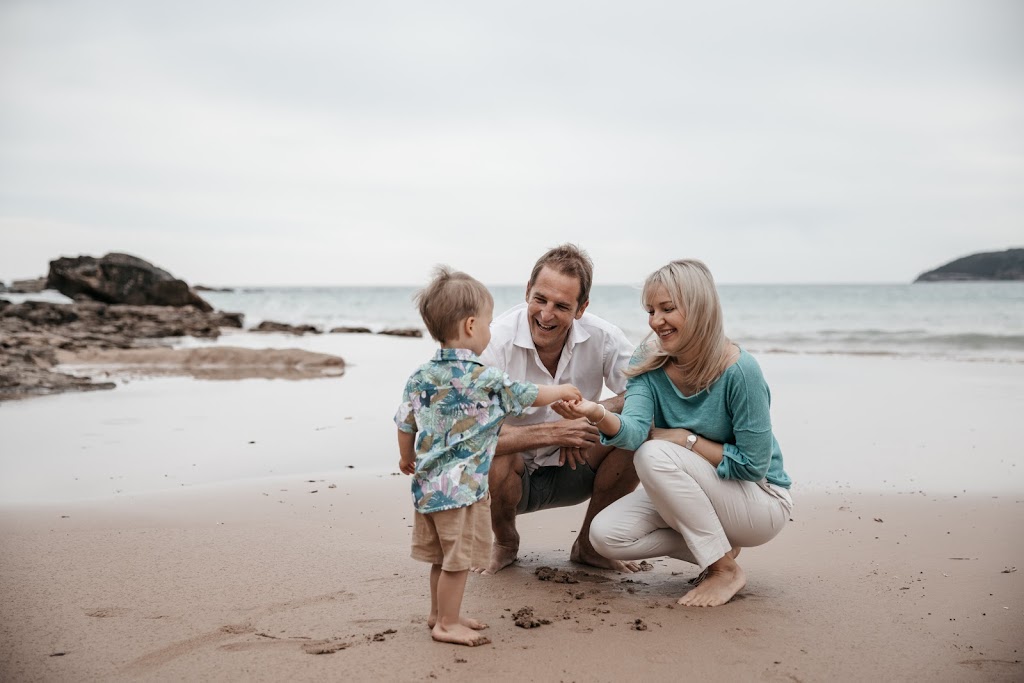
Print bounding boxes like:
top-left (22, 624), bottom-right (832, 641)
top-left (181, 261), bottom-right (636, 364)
top-left (427, 615), bottom-right (488, 630)
top-left (678, 554), bottom-right (746, 607)
top-left (570, 536), bottom-right (640, 573)
top-left (471, 541), bottom-right (518, 575)
top-left (431, 622), bottom-right (491, 646)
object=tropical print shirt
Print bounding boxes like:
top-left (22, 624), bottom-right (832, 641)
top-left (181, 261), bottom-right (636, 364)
top-left (395, 348), bottom-right (539, 513)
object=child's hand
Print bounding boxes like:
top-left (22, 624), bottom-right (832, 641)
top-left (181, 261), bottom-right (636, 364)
top-left (559, 384), bottom-right (583, 403)
top-left (399, 457), bottom-right (416, 475)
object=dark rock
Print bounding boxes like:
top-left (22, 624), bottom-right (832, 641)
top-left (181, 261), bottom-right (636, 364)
top-left (0, 300), bottom-right (245, 401)
top-left (915, 248), bottom-right (1024, 282)
top-left (47, 253), bottom-right (213, 310)
top-left (379, 327), bottom-right (423, 338)
top-left (329, 326), bottom-right (372, 334)
top-left (253, 321), bottom-right (321, 335)
top-left (9, 277), bottom-right (48, 293)
top-left (194, 285), bottom-right (234, 292)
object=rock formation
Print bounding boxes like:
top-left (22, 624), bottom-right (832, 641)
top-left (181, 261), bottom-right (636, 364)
top-left (0, 299), bottom-right (243, 400)
top-left (253, 321), bottom-right (322, 335)
top-left (915, 248), bottom-right (1024, 282)
top-left (47, 253), bottom-right (213, 310)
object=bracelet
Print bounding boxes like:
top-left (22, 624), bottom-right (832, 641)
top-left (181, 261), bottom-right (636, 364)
top-left (588, 405), bottom-right (607, 426)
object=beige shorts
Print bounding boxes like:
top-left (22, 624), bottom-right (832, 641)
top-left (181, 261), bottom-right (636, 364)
top-left (411, 494), bottom-right (492, 572)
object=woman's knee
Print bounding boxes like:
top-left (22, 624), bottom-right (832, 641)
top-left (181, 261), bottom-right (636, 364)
top-left (588, 509), bottom-right (623, 558)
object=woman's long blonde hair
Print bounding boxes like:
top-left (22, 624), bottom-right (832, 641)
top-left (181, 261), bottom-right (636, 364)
top-left (625, 259), bottom-right (732, 393)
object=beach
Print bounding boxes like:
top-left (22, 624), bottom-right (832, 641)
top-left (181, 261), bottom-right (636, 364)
top-left (1, 334), bottom-right (1022, 681)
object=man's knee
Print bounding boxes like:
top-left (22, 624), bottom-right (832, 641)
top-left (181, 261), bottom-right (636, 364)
top-left (592, 448), bottom-right (639, 491)
top-left (489, 453), bottom-right (525, 503)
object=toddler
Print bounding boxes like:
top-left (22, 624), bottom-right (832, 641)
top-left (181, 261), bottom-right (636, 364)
top-left (395, 266), bottom-right (581, 646)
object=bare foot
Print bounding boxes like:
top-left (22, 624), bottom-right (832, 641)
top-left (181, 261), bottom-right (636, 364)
top-left (471, 542), bottom-right (518, 575)
top-left (431, 623), bottom-right (491, 646)
top-left (570, 537), bottom-right (639, 573)
top-left (678, 556), bottom-right (746, 607)
top-left (427, 615), bottom-right (488, 630)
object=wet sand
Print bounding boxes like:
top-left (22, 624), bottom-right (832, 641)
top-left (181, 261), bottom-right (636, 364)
top-left (0, 334), bottom-right (1022, 680)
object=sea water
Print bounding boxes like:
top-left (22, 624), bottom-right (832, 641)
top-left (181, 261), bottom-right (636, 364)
top-left (199, 282), bottom-right (1024, 363)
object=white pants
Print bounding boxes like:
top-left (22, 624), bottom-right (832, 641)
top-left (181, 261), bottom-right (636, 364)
top-left (590, 440), bottom-right (793, 570)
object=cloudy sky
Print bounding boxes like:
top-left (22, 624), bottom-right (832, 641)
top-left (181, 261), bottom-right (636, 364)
top-left (1, 0), bottom-right (1021, 286)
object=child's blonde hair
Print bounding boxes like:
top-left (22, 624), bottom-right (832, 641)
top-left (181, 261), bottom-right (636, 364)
top-left (626, 259), bottom-right (731, 393)
top-left (416, 266), bottom-right (493, 343)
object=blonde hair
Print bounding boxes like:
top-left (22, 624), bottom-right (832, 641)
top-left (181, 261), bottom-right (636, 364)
top-left (415, 266), bottom-right (493, 343)
top-left (626, 259), bottom-right (731, 393)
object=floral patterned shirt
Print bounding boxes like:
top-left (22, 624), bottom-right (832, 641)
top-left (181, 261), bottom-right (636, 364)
top-left (395, 348), bottom-right (539, 513)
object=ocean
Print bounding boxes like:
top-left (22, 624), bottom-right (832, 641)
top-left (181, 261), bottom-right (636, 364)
top-left (196, 282), bottom-right (1024, 364)
top-left (6, 282), bottom-right (1022, 363)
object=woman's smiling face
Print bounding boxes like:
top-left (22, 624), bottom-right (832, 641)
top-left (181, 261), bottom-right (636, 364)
top-left (645, 284), bottom-right (686, 350)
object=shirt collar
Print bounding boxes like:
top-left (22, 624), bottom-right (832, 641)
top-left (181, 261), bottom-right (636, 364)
top-left (513, 309), bottom-right (592, 353)
top-left (434, 348), bottom-right (484, 364)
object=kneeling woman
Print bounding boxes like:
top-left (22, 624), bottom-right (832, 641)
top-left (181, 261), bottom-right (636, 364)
top-left (563, 259), bottom-right (792, 606)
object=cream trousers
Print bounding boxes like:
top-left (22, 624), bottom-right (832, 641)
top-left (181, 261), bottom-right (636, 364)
top-left (590, 440), bottom-right (793, 570)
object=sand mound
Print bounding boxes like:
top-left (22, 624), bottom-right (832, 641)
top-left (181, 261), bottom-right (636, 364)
top-left (56, 346), bottom-right (345, 381)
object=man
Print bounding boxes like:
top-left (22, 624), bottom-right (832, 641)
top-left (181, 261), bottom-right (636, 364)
top-left (475, 244), bottom-right (640, 574)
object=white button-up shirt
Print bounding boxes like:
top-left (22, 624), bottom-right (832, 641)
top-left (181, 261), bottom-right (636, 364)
top-left (479, 303), bottom-right (635, 471)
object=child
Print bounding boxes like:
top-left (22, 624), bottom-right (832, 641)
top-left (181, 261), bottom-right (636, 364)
top-left (395, 266), bottom-right (582, 647)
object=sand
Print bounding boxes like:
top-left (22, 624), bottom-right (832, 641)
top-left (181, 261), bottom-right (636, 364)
top-left (1, 334), bottom-right (1022, 681)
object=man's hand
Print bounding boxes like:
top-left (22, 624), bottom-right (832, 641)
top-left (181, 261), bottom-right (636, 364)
top-left (399, 456), bottom-right (416, 475)
top-left (559, 446), bottom-right (589, 470)
top-left (547, 417), bottom-right (601, 449)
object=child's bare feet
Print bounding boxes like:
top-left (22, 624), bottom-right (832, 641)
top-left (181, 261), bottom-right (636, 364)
top-left (427, 615), bottom-right (488, 630)
top-left (431, 622), bottom-right (491, 646)
top-left (678, 554), bottom-right (746, 607)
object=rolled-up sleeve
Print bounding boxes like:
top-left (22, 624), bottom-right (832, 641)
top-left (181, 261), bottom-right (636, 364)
top-left (603, 328), bottom-right (635, 395)
top-left (600, 374), bottom-right (653, 451)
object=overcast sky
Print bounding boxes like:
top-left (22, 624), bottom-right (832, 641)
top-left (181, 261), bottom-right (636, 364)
top-left (1, 0), bottom-right (1021, 286)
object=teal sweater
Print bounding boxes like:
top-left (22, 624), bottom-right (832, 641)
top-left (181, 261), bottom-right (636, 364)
top-left (602, 346), bottom-right (792, 488)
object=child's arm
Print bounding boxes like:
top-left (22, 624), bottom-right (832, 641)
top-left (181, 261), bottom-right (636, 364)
top-left (397, 429), bottom-right (416, 475)
top-left (532, 383), bottom-right (582, 407)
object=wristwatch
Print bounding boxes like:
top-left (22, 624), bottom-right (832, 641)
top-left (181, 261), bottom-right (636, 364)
top-left (684, 434), bottom-right (698, 451)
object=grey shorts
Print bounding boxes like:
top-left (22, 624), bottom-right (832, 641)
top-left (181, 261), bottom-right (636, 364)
top-left (517, 461), bottom-right (597, 514)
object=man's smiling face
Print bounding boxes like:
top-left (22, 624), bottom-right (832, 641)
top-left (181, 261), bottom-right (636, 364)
top-left (525, 266), bottom-right (588, 354)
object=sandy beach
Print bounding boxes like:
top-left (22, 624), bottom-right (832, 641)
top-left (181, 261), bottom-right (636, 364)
top-left (1, 334), bottom-right (1022, 681)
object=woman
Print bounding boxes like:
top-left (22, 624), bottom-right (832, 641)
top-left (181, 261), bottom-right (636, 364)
top-left (562, 259), bottom-right (792, 606)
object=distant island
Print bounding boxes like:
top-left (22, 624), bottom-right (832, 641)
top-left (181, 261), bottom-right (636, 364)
top-left (914, 248), bottom-right (1024, 282)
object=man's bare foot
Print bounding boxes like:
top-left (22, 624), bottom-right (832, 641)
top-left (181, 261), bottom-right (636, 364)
top-left (678, 556), bottom-right (746, 607)
top-left (431, 622), bottom-right (491, 646)
top-left (471, 542), bottom-right (518, 575)
top-left (427, 615), bottom-right (488, 630)
top-left (570, 537), bottom-right (639, 573)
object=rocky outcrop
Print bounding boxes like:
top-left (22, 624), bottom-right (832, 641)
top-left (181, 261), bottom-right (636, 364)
top-left (915, 248), bottom-right (1024, 282)
top-left (329, 326), bottom-right (372, 334)
top-left (9, 277), bottom-right (48, 293)
top-left (253, 321), bottom-right (322, 335)
top-left (0, 300), bottom-right (243, 400)
top-left (47, 253), bottom-right (213, 310)
top-left (379, 327), bottom-right (423, 338)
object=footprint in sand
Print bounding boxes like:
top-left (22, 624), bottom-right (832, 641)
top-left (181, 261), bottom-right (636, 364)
top-left (85, 607), bottom-right (130, 618)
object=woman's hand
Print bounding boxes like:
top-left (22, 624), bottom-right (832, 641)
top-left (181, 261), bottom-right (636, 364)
top-left (559, 399), bottom-right (603, 424)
